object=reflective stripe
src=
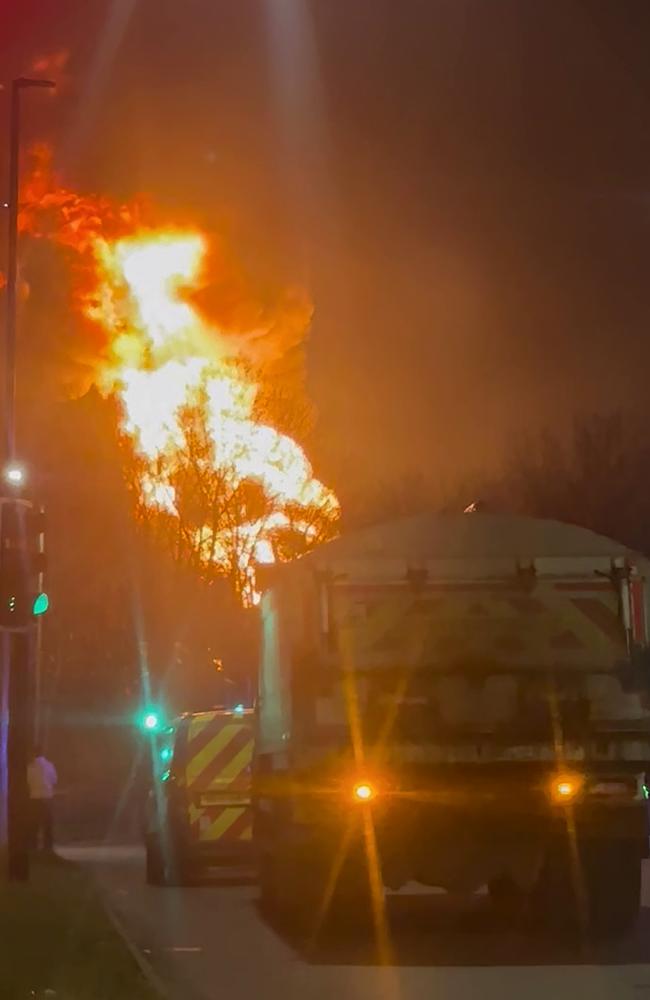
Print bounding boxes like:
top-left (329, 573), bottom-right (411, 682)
top-left (184, 713), bottom-right (254, 845)
top-left (186, 725), bottom-right (241, 787)
top-left (218, 740), bottom-right (253, 787)
top-left (330, 580), bottom-right (627, 669)
top-left (193, 805), bottom-right (253, 843)
top-left (188, 713), bottom-right (216, 743)
top-left (205, 806), bottom-right (246, 841)
top-left (189, 731), bottom-right (251, 792)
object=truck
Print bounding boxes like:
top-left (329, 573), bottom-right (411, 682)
top-left (253, 512), bottom-right (650, 939)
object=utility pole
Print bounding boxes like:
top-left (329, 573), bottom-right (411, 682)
top-left (5, 78), bottom-right (55, 458)
top-left (3, 77), bottom-right (54, 881)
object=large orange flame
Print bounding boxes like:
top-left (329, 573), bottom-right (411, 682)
top-left (20, 147), bottom-right (339, 603)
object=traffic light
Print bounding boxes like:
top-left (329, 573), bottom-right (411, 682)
top-left (32, 592), bottom-right (49, 616)
top-left (0, 499), bottom-right (47, 629)
top-left (137, 707), bottom-right (164, 733)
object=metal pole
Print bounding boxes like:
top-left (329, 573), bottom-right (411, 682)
top-left (32, 505), bottom-right (45, 744)
top-left (0, 631), bottom-right (9, 847)
top-left (5, 81), bottom-right (20, 462)
top-left (4, 78), bottom-right (55, 462)
top-left (33, 617), bottom-right (43, 744)
top-left (7, 631), bottom-right (30, 880)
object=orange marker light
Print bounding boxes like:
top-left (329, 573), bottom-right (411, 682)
top-left (353, 781), bottom-right (376, 802)
top-left (550, 774), bottom-right (584, 803)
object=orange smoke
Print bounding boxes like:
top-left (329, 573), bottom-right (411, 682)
top-left (19, 145), bottom-right (144, 253)
top-left (30, 51), bottom-right (69, 75)
top-left (28, 50), bottom-right (70, 93)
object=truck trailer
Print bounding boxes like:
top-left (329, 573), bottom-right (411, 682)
top-left (253, 513), bottom-right (650, 939)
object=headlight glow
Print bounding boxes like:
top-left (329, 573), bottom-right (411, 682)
top-left (550, 773), bottom-right (584, 803)
top-left (353, 781), bottom-right (376, 802)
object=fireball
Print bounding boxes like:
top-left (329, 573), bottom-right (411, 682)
top-left (19, 149), bottom-right (340, 603)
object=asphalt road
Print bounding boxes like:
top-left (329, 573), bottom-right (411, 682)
top-left (61, 845), bottom-right (650, 1000)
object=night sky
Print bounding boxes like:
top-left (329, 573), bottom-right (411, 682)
top-left (5, 0), bottom-right (650, 501)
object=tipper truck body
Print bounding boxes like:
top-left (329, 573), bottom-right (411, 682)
top-left (253, 514), bottom-right (650, 938)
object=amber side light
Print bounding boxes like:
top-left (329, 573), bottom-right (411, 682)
top-left (549, 773), bottom-right (584, 803)
top-left (353, 781), bottom-right (376, 802)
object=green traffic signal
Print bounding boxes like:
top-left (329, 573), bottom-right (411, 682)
top-left (137, 707), bottom-right (164, 732)
top-left (0, 497), bottom-right (48, 628)
top-left (32, 592), bottom-right (49, 616)
top-left (1, 592), bottom-right (48, 624)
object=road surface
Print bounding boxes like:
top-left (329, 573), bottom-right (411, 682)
top-left (62, 845), bottom-right (650, 1000)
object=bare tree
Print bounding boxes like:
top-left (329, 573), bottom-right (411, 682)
top-left (496, 410), bottom-right (650, 551)
top-left (123, 399), bottom-right (340, 603)
top-left (341, 471), bottom-right (482, 529)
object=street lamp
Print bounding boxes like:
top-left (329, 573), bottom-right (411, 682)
top-left (3, 463), bottom-right (24, 488)
top-left (4, 77), bottom-right (55, 463)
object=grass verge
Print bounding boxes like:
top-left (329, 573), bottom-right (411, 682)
top-left (0, 852), bottom-right (159, 1000)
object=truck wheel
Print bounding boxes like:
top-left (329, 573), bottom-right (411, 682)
top-left (533, 840), bottom-right (641, 941)
top-left (259, 851), bottom-right (372, 935)
top-left (163, 853), bottom-right (193, 887)
top-left (145, 836), bottom-right (164, 886)
top-left (259, 853), bottom-right (301, 925)
top-left (258, 853), bottom-right (279, 913)
top-left (259, 852), bottom-right (323, 933)
top-left (146, 835), bottom-right (192, 887)
top-left (328, 875), bottom-right (373, 928)
top-left (582, 841), bottom-right (641, 941)
top-left (487, 875), bottom-right (524, 923)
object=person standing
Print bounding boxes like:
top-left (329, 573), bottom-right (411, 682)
top-left (27, 746), bottom-right (57, 851)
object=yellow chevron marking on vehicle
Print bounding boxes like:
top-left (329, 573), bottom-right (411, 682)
top-left (186, 724), bottom-right (241, 786)
top-left (334, 586), bottom-right (625, 668)
top-left (188, 713), bottom-right (217, 742)
top-left (212, 740), bottom-right (253, 788)
top-left (204, 807), bottom-right (246, 841)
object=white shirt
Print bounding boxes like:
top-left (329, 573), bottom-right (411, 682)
top-left (27, 756), bottom-right (58, 800)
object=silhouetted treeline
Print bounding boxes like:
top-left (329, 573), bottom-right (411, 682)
top-left (343, 410), bottom-right (650, 557)
top-left (493, 411), bottom-right (650, 554)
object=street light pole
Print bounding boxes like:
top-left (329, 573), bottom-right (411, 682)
top-left (5, 78), bottom-right (55, 462)
top-left (3, 77), bottom-right (54, 882)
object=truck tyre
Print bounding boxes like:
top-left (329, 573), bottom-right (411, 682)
top-left (582, 841), bottom-right (641, 941)
top-left (145, 835), bottom-right (164, 885)
top-left (487, 875), bottom-right (525, 923)
top-left (145, 834), bottom-right (192, 887)
top-left (259, 852), bottom-right (311, 928)
top-left (258, 852), bottom-right (280, 915)
top-left (163, 852), bottom-right (193, 887)
top-left (259, 850), bottom-right (370, 937)
top-left (327, 872), bottom-right (373, 928)
top-left (533, 840), bottom-right (641, 941)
